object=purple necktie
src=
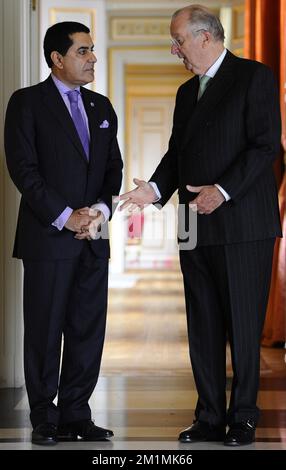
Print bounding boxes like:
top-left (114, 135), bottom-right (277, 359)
top-left (66, 90), bottom-right (89, 159)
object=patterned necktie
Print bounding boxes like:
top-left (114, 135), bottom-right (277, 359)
top-left (197, 75), bottom-right (211, 100)
top-left (66, 90), bottom-right (90, 159)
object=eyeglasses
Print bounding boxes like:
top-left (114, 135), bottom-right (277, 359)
top-left (170, 29), bottom-right (208, 48)
top-left (170, 37), bottom-right (184, 48)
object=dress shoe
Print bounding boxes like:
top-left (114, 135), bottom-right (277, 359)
top-left (31, 423), bottom-right (57, 446)
top-left (57, 419), bottom-right (114, 441)
top-left (179, 421), bottom-right (226, 443)
top-left (224, 420), bottom-right (256, 446)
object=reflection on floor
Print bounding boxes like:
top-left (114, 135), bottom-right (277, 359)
top-left (0, 268), bottom-right (285, 450)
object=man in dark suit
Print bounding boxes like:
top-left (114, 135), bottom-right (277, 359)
top-left (118, 5), bottom-right (282, 446)
top-left (4, 22), bottom-right (123, 445)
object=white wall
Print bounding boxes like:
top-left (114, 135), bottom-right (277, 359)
top-left (0, 0), bottom-right (33, 387)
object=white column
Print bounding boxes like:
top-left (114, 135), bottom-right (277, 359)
top-left (220, 7), bottom-right (233, 51)
top-left (0, 0), bottom-right (32, 387)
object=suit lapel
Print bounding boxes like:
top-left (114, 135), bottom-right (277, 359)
top-left (181, 51), bottom-right (237, 150)
top-left (41, 76), bottom-right (88, 163)
top-left (186, 74), bottom-right (200, 113)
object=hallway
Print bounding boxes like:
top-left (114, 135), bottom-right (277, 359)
top-left (0, 268), bottom-right (285, 450)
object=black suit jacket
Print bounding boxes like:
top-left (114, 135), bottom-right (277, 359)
top-left (151, 51), bottom-right (282, 245)
top-left (5, 76), bottom-right (123, 259)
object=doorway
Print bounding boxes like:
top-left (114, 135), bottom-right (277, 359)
top-left (125, 63), bottom-right (190, 268)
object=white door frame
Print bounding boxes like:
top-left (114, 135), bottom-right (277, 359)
top-left (0, 0), bottom-right (36, 387)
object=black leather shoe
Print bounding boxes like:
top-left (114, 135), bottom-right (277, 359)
top-left (179, 421), bottom-right (226, 443)
top-left (224, 420), bottom-right (256, 446)
top-left (57, 419), bottom-right (114, 441)
top-left (31, 423), bottom-right (58, 446)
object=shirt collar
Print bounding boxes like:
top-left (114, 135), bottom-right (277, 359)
top-left (51, 73), bottom-right (81, 95)
top-left (201, 48), bottom-right (227, 79)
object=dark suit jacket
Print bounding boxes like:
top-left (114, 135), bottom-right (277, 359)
top-left (5, 76), bottom-right (123, 259)
top-left (151, 51), bottom-right (282, 245)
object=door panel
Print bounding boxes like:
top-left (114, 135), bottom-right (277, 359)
top-left (126, 97), bottom-right (178, 268)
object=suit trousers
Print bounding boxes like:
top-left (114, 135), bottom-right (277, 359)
top-left (23, 242), bottom-right (108, 427)
top-left (179, 238), bottom-right (275, 427)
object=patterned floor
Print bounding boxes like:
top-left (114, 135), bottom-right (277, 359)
top-left (0, 268), bottom-right (285, 451)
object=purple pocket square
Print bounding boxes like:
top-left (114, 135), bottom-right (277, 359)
top-left (100, 120), bottom-right (109, 128)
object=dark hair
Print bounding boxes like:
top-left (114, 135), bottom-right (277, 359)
top-left (44, 21), bottom-right (90, 68)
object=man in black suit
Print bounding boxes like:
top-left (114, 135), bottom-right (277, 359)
top-left (118, 5), bottom-right (282, 446)
top-left (5, 22), bottom-right (123, 445)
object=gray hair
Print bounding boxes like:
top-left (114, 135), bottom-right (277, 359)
top-left (172, 5), bottom-right (225, 42)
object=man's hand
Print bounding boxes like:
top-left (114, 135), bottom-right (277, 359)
top-left (115, 178), bottom-right (157, 212)
top-left (74, 209), bottom-right (105, 240)
top-left (64, 207), bottom-right (94, 232)
top-left (187, 185), bottom-right (225, 215)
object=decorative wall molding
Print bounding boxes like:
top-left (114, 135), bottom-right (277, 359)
top-left (110, 17), bottom-right (169, 41)
top-left (50, 7), bottom-right (96, 38)
top-left (232, 4), bottom-right (244, 43)
top-left (106, 1), bottom-right (243, 11)
top-left (231, 4), bottom-right (244, 57)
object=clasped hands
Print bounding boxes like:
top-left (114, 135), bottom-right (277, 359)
top-left (115, 178), bottom-right (225, 214)
top-left (64, 207), bottom-right (104, 240)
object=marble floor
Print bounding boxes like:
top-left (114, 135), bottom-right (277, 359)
top-left (0, 267), bottom-right (285, 452)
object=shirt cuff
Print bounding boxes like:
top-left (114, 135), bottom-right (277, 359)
top-left (90, 202), bottom-right (110, 223)
top-left (149, 182), bottom-right (161, 202)
top-left (52, 207), bottom-right (73, 231)
top-left (215, 184), bottom-right (231, 201)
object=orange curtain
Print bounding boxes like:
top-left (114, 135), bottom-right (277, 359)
top-left (280, 0), bottom-right (286, 132)
top-left (245, 0), bottom-right (282, 185)
top-left (244, 0), bottom-right (280, 75)
top-left (245, 0), bottom-right (286, 346)
top-left (262, 175), bottom-right (286, 346)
